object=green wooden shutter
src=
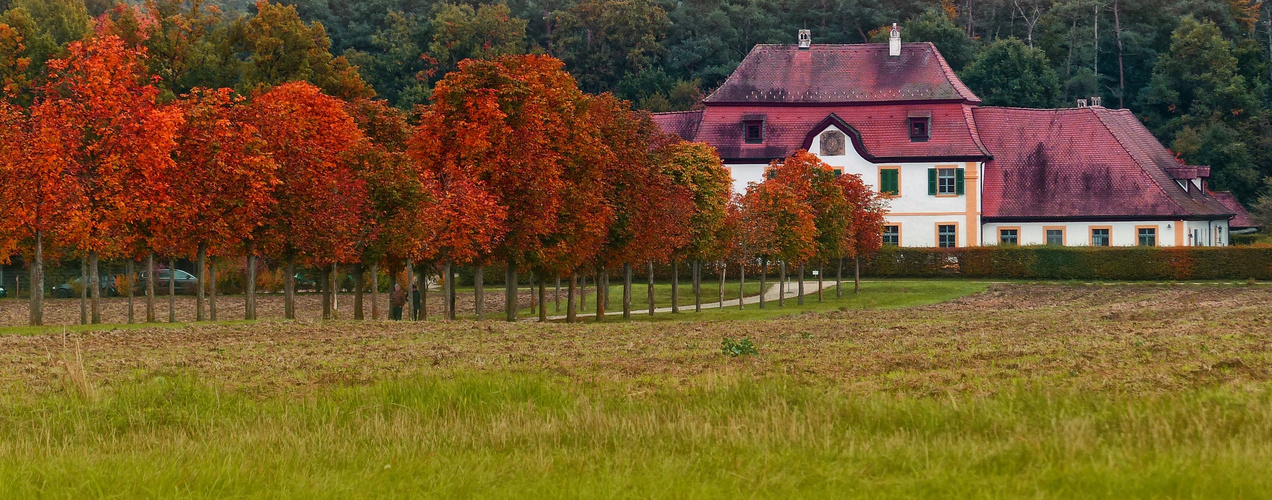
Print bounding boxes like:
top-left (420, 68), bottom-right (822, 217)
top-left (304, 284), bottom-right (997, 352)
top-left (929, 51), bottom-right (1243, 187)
top-left (956, 168), bottom-right (966, 195)
top-left (927, 168), bottom-right (937, 195)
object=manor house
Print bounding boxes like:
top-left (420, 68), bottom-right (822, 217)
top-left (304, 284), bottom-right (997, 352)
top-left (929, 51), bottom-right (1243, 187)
top-left (653, 27), bottom-right (1255, 247)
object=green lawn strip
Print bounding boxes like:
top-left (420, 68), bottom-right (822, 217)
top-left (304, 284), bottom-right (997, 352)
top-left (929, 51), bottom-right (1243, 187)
top-left (1, 372), bottom-right (1268, 498)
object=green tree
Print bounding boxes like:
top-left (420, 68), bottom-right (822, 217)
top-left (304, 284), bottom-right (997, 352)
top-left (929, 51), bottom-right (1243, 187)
top-left (344, 10), bottom-right (432, 110)
top-left (870, 8), bottom-right (978, 72)
top-left (430, 3), bottom-right (527, 74)
top-left (551, 0), bottom-right (669, 94)
top-left (228, 1), bottom-right (374, 99)
top-left (960, 37), bottom-right (1062, 108)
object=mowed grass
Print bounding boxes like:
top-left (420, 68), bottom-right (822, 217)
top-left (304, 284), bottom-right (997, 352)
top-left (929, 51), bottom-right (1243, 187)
top-left (1, 282), bottom-right (1271, 498)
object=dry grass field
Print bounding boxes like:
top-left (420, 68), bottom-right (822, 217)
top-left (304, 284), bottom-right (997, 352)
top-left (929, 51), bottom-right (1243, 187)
top-left (1, 282), bottom-right (1270, 498)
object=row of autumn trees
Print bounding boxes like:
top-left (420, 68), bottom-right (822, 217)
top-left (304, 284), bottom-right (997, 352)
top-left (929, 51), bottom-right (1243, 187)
top-left (0, 31), bottom-right (886, 327)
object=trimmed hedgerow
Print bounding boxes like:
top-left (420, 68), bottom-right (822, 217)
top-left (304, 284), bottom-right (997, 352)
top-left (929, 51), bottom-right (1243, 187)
top-left (861, 246), bottom-right (1272, 281)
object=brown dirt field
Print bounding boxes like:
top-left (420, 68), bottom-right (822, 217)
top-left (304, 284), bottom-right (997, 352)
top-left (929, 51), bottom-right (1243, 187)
top-left (1, 284), bottom-right (1270, 398)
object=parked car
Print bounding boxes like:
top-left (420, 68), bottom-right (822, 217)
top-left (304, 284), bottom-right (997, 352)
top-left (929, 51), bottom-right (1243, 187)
top-left (55, 277), bottom-right (119, 298)
top-left (138, 269), bottom-right (200, 295)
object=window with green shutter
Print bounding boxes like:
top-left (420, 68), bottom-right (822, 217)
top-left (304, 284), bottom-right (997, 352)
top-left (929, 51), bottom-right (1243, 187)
top-left (927, 168), bottom-right (937, 195)
top-left (956, 168), bottom-right (965, 195)
top-left (880, 168), bottom-right (899, 196)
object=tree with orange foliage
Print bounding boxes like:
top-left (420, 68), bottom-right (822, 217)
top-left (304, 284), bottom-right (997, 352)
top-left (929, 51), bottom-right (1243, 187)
top-left (410, 54), bottom-right (610, 322)
top-left (838, 172), bottom-right (888, 294)
top-left (246, 81), bottom-right (370, 320)
top-left (156, 87), bottom-right (277, 322)
top-left (765, 151), bottom-right (853, 304)
top-left (660, 140), bottom-right (733, 313)
top-left (737, 180), bottom-right (817, 309)
top-left (27, 35), bottom-right (180, 324)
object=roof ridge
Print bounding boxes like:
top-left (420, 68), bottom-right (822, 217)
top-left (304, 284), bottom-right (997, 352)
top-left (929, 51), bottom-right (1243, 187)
top-left (1089, 107), bottom-right (1193, 216)
top-left (650, 110), bottom-right (703, 116)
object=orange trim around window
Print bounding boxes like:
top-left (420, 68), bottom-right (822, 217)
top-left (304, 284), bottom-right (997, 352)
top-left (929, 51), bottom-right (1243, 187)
top-left (1043, 226), bottom-right (1067, 246)
top-left (1090, 226), bottom-right (1113, 246)
top-left (1135, 225), bottom-right (1159, 247)
top-left (935, 222), bottom-right (960, 248)
top-left (878, 166), bottom-right (901, 198)
top-left (997, 226), bottom-right (1021, 246)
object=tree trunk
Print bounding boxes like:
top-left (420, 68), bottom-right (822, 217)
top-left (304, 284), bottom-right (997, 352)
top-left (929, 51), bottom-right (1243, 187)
top-left (29, 231), bottom-right (43, 326)
top-left (759, 258), bottom-right (767, 309)
top-left (505, 263), bottom-right (517, 322)
top-left (388, 265), bottom-right (397, 319)
top-left (837, 258), bottom-right (843, 299)
top-left (528, 271), bottom-right (536, 318)
top-left (622, 263), bottom-right (632, 320)
top-left (718, 261), bottom-right (725, 309)
top-left (567, 272), bottom-right (577, 323)
top-left (779, 261), bottom-right (787, 307)
top-left (818, 263), bottom-right (824, 302)
top-left (538, 276), bottom-right (547, 322)
top-left (418, 263), bottom-right (427, 321)
top-left (1113, 0), bottom-right (1124, 108)
top-left (555, 278), bottom-right (561, 313)
top-left (671, 260), bottom-right (679, 313)
top-left (146, 252), bottom-right (156, 323)
top-left (209, 258), bottom-right (218, 322)
top-left (322, 266), bottom-right (332, 320)
top-left (371, 262), bottom-right (380, 320)
top-left (447, 261), bottom-right (457, 320)
top-left (474, 266), bottom-right (484, 320)
top-left (694, 260), bottom-right (702, 313)
top-left (594, 265), bottom-right (605, 322)
top-left (330, 262), bottom-right (339, 320)
top-left (196, 245), bottom-right (207, 321)
top-left (79, 256), bottom-right (87, 325)
top-left (167, 257), bottom-right (176, 323)
top-left (580, 274), bottom-right (587, 311)
top-left (127, 259), bottom-right (135, 324)
top-left (1093, 5), bottom-right (1099, 77)
top-left (89, 253), bottom-right (101, 324)
top-left (855, 256), bottom-right (861, 294)
top-left (797, 263), bottom-right (805, 306)
top-left (738, 260), bottom-right (746, 310)
top-left (284, 259), bottom-right (296, 320)
top-left (647, 261), bottom-right (655, 316)
top-left (354, 263), bottom-right (364, 320)
top-left (601, 269), bottom-right (609, 311)
top-left (245, 245), bottom-right (257, 321)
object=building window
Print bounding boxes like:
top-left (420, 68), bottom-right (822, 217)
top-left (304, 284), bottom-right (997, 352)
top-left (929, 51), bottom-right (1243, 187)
top-left (744, 121), bottom-right (763, 144)
top-left (938, 224), bottom-right (957, 248)
top-left (819, 130), bottom-right (846, 156)
top-left (1046, 229), bottom-right (1065, 246)
top-left (999, 229), bottom-right (1018, 246)
top-left (1138, 227), bottom-right (1157, 247)
top-left (879, 168), bottom-right (899, 196)
top-left (882, 225), bottom-right (900, 246)
top-left (909, 117), bottom-right (930, 141)
top-left (1091, 228), bottom-right (1110, 247)
top-left (928, 167), bottom-right (964, 196)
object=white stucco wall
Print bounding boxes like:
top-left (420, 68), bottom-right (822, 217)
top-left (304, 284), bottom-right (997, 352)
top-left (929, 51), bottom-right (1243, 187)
top-left (981, 220), bottom-right (1231, 247)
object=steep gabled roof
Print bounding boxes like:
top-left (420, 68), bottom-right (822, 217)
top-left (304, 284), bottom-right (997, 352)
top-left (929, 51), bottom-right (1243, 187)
top-left (703, 43), bottom-right (980, 105)
top-left (975, 106), bottom-right (1233, 221)
top-left (1212, 192), bottom-right (1261, 229)
top-left (649, 110), bottom-right (703, 141)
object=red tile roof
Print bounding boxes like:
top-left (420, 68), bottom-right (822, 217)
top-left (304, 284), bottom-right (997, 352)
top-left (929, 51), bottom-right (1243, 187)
top-left (1212, 192), bottom-right (1261, 228)
top-left (974, 106), bottom-right (1233, 220)
top-left (704, 43), bottom-right (980, 105)
top-left (656, 103), bottom-right (990, 162)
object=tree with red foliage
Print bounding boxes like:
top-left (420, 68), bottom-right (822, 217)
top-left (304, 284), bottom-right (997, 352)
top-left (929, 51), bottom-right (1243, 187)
top-left (838, 172), bottom-right (888, 294)
top-left (245, 81), bottom-right (370, 320)
top-left (157, 87), bottom-right (277, 322)
top-left (765, 151), bottom-right (852, 303)
top-left (736, 180), bottom-right (817, 309)
top-left (27, 35), bottom-right (181, 324)
top-left (410, 54), bottom-right (610, 322)
top-left (661, 140), bottom-right (733, 313)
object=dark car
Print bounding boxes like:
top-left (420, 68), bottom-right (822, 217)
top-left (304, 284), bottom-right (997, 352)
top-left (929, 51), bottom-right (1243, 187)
top-left (55, 277), bottom-right (119, 298)
top-left (139, 269), bottom-right (199, 295)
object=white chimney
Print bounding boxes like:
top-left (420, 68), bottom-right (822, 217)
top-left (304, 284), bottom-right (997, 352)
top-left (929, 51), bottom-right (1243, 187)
top-left (889, 23), bottom-right (901, 57)
top-left (798, 29), bottom-right (811, 49)
top-left (1076, 99), bottom-right (1088, 108)
top-left (1090, 96), bottom-right (1102, 107)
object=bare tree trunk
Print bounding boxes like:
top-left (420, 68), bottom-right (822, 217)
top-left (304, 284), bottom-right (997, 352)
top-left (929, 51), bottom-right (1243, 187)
top-left (738, 260), bottom-right (746, 310)
top-left (555, 278), bottom-right (561, 313)
top-left (567, 272), bottom-right (577, 323)
top-left (284, 259), bottom-right (296, 320)
top-left (594, 265), bottom-right (605, 322)
top-left (837, 258), bottom-right (843, 299)
top-left (89, 253), bottom-right (101, 324)
top-left (79, 256), bottom-right (87, 325)
top-left (245, 245), bottom-right (257, 321)
top-left (447, 262), bottom-right (457, 320)
top-left (538, 276), bottom-right (547, 322)
top-left (1113, 0), bottom-right (1124, 108)
top-left (1093, 4), bottom-right (1099, 77)
top-left (718, 261), bottom-right (725, 308)
top-left (601, 269), bottom-right (609, 311)
top-left (354, 263), bottom-right (364, 320)
top-left (818, 263), bottom-right (824, 302)
top-left (671, 260), bottom-right (679, 313)
top-left (146, 252), bottom-right (156, 323)
top-left (580, 274), bottom-right (587, 311)
top-left (29, 231), bottom-right (43, 326)
top-left (647, 261), bottom-right (655, 316)
top-left (759, 258), bottom-right (768, 309)
top-left (196, 244), bottom-right (207, 321)
top-left (322, 267), bottom-right (332, 320)
top-left (528, 271), bottom-right (536, 318)
top-left (505, 263), bottom-right (517, 322)
top-left (778, 261), bottom-right (786, 307)
top-left (209, 258), bottom-right (217, 322)
top-left (417, 263), bottom-right (427, 321)
top-left (693, 260), bottom-right (702, 313)
top-left (623, 263), bottom-right (632, 319)
top-left (370, 262), bottom-right (380, 320)
top-left (127, 259), bottom-right (135, 324)
top-left (797, 263), bottom-right (805, 306)
top-left (388, 265), bottom-right (397, 319)
top-left (855, 256), bottom-right (862, 294)
top-left (168, 258), bottom-right (176, 323)
top-left (331, 262), bottom-right (339, 320)
top-left (474, 266), bottom-right (484, 320)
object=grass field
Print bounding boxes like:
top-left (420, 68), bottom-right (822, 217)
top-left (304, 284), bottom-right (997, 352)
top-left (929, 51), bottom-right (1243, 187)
top-left (1, 282), bottom-right (1270, 497)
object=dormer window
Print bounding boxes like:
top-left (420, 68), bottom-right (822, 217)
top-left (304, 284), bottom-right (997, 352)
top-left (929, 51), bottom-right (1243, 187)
top-left (908, 116), bottom-right (930, 142)
top-left (744, 120), bottom-right (764, 144)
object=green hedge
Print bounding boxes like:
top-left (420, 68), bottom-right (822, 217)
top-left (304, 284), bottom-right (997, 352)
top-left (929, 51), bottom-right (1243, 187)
top-left (860, 246), bottom-right (1272, 281)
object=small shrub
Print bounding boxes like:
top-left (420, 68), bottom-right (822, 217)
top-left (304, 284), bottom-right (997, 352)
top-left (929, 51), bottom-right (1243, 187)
top-left (721, 337), bottom-right (758, 357)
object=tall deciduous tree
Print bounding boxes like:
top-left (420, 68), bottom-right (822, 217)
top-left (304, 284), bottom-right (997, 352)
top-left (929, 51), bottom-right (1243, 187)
top-left (766, 151), bottom-right (852, 302)
top-left (660, 140), bottom-right (732, 311)
top-left (231, 1), bottom-right (374, 100)
top-left (28, 35), bottom-right (180, 324)
top-left (738, 179), bottom-right (817, 305)
top-left (961, 37), bottom-right (1062, 108)
top-left (838, 171), bottom-right (888, 294)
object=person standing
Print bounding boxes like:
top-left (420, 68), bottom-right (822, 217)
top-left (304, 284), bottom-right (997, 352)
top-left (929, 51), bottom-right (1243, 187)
top-left (411, 283), bottom-right (422, 320)
top-left (390, 283), bottom-right (406, 320)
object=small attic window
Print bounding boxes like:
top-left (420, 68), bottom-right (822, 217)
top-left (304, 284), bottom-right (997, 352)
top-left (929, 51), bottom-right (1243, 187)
top-left (744, 120), bottom-right (764, 144)
top-left (908, 117), bottom-right (930, 142)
